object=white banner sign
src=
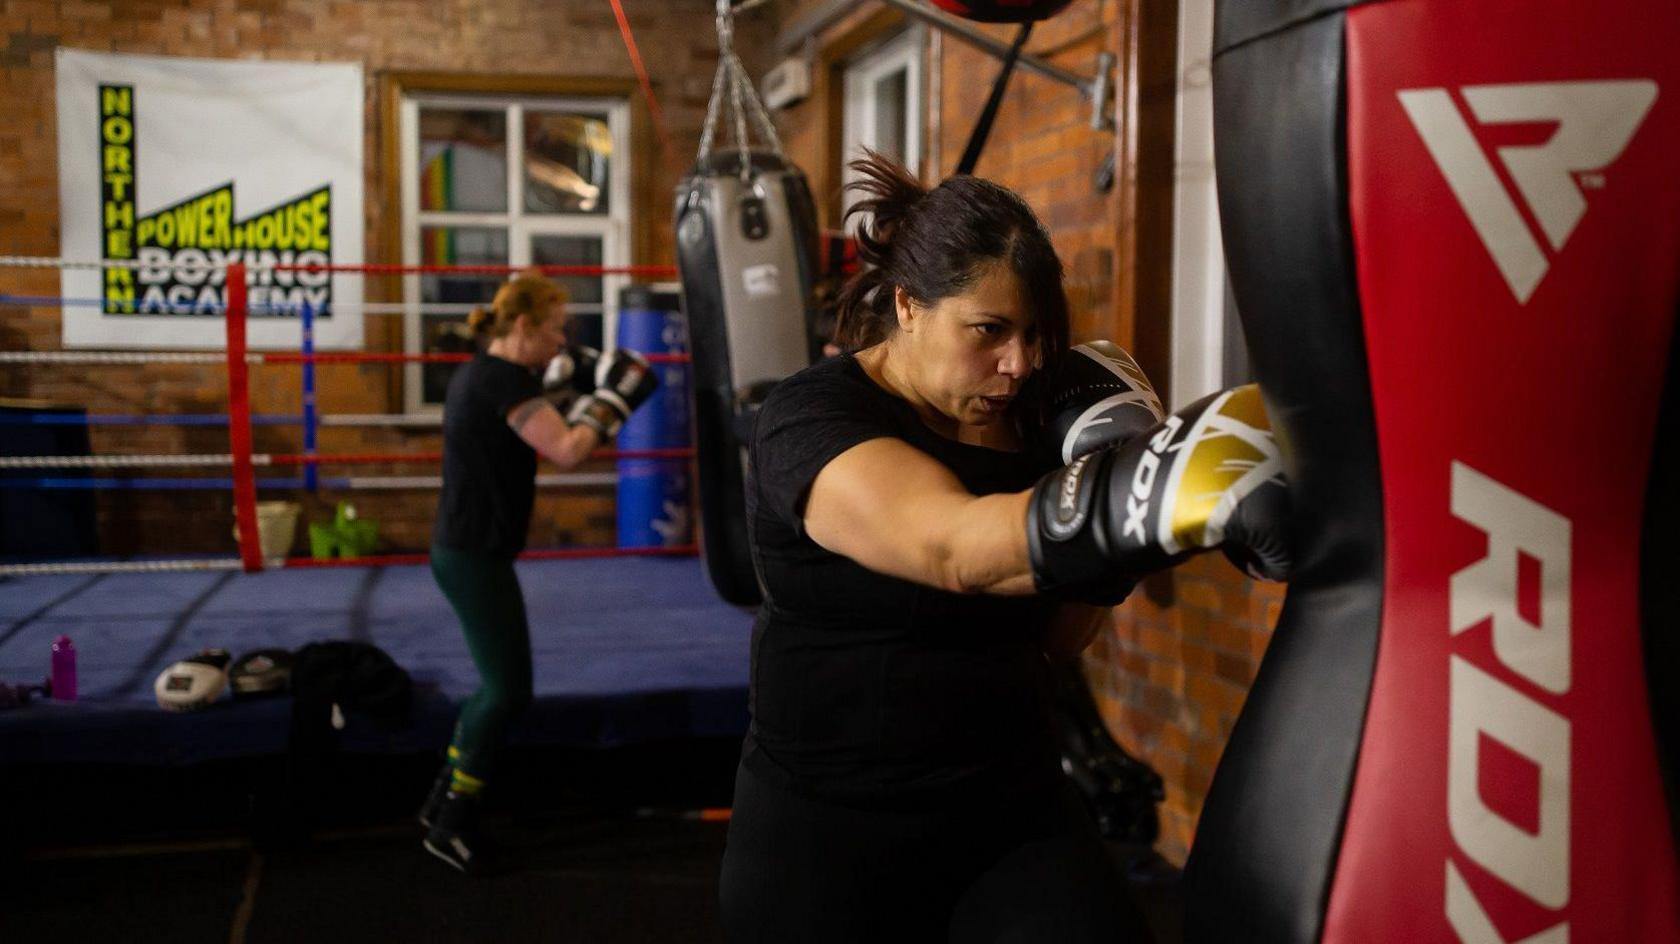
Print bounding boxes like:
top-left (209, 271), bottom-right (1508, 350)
top-left (56, 49), bottom-right (364, 349)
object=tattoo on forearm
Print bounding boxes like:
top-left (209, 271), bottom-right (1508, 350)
top-left (507, 397), bottom-right (549, 432)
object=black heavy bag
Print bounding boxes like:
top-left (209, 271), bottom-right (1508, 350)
top-left (676, 153), bottom-right (819, 606)
top-left (676, 2), bottom-right (820, 607)
top-left (1191, 1), bottom-right (1680, 941)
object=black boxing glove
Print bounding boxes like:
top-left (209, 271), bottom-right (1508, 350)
top-left (1027, 384), bottom-right (1292, 604)
top-left (542, 344), bottom-right (602, 408)
top-left (566, 348), bottom-right (658, 438)
top-left (1021, 340), bottom-right (1164, 471)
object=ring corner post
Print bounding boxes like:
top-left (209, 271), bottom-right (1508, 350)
top-left (225, 262), bottom-right (263, 573)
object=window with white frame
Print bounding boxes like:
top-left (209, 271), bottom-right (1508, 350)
top-left (842, 28), bottom-right (924, 221)
top-left (399, 93), bottom-right (631, 410)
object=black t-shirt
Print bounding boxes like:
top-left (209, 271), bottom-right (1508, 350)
top-left (744, 354), bottom-right (1061, 808)
top-left (433, 351), bottom-right (542, 557)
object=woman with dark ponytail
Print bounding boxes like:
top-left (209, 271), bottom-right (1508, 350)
top-left (718, 153), bottom-right (1150, 941)
top-left (419, 272), bottom-right (659, 874)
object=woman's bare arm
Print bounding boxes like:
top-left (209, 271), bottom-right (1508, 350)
top-left (507, 397), bottom-right (600, 471)
top-left (803, 437), bottom-right (1035, 595)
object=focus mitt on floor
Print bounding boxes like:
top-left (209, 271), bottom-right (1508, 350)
top-left (154, 648), bottom-right (232, 712)
top-left (230, 648), bottom-right (294, 698)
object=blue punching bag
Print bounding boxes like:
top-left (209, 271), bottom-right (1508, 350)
top-left (614, 285), bottom-right (691, 549)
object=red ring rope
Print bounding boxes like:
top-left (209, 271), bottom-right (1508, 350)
top-left (266, 263), bottom-right (678, 276)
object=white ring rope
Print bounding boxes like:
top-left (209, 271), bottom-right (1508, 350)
top-left (0, 256), bottom-right (269, 272)
top-left (0, 455), bottom-right (626, 483)
top-left (1, 408), bottom-right (438, 427)
top-left (0, 351), bottom-right (230, 365)
top-left (0, 558), bottom-right (249, 577)
top-left (320, 413), bottom-right (441, 427)
top-left (0, 352), bottom-right (475, 366)
top-left (0, 454), bottom-right (244, 469)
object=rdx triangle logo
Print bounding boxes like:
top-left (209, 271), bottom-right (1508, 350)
top-left (1398, 80), bottom-right (1657, 304)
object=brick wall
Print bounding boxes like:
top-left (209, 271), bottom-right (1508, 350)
top-left (771, 0), bottom-right (1283, 867)
top-left (1095, 558), bottom-right (1286, 863)
top-left (0, 0), bottom-right (774, 556)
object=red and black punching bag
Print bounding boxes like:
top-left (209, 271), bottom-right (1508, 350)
top-left (1193, 1), bottom-right (1680, 941)
top-left (928, 0), bottom-right (1074, 23)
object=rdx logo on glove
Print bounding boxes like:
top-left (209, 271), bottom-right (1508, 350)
top-left (1047, 454), bottom-right (1096, 539)
top-left (1124, 416), bottom-right (1183, 544)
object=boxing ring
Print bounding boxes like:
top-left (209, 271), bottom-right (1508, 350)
top-left (0, 255), bottom-right (754, 766)
top-left (0, 557), bottom-right (751, 764)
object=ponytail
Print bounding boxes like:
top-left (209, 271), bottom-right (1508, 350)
top-left (833, 150), bottom-right (929, 350)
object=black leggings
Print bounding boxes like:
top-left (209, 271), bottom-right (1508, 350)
top-left (430, 545), bottom-right (533, 782)
top-left (718, 761), bottom-right (1150, 943)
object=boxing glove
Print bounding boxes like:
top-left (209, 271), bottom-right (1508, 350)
top-left (541, 344), bottom-right (602, 407)
top-left (566, 348), bottom-right (658, 438)
top-left (1021, 340), bottom-right (1164, 471)
top-left (1027, 384), bottom-right (1291, 604)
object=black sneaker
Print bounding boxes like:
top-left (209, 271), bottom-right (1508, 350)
top-left (418, 767), bottom-right (452, 830)
top-left (423, 792), bottom-right (488, 875)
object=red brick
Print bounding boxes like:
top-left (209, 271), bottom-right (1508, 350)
top-left (1213, 650), bottom-right (1256, 688)
top-left (1175, 605), bottom-right (1209, 644)
top-left (1175, 640), bottom-right (1217, 673)
top-left (1207, 618), bottom-right (1254, 658)
top-left (1144, 658), bottom-right (1184, 692)
top-left (1136, 623), bottom-right (1179, 661)
top-left (1157, 720), bottom-right (1190, 757)
top-left (1175, 577), bottom-right (1222, 612)
top-left (1185, 674), bottom-right (1246, 721)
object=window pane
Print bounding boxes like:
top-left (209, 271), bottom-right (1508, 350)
top-left (533, 235), bottom-right (604, 351)
top-left (524, 112), bottom-right (611, 214)
top-left (421, 226), bottom-right (508, 403)
top-left (419, 107), bottom-right (508, 212)
top-left (874, 68), bottom-right (907, 165)
top-left (531, 234), bottom-right (603, 305)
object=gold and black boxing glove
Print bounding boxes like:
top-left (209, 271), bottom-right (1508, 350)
top-left (565, 348), bottom-right (658, 438)
top-left (1027, 383), bottom-right (1292, 604)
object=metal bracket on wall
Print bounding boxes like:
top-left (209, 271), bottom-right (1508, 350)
top-left (871, 0), bottom-right (1114, 131)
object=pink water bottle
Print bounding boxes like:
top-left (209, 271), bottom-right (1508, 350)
top-left (50, 635), bottom-right (77, 701)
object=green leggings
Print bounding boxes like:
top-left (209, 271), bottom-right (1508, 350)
top-left (431, 545), bottom-right (533, 784)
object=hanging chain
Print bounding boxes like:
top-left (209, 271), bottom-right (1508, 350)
top-left (694, 0), bottom-right (784, 178)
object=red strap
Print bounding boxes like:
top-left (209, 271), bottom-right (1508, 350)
top-left (609, 0), bottom-right (683, 181)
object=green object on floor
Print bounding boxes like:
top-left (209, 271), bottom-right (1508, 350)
top-left (309, 502), bottom-right (381, 559)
